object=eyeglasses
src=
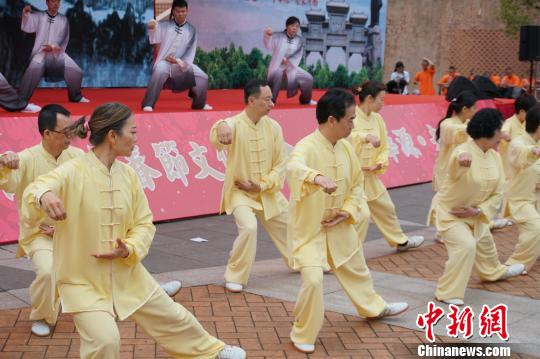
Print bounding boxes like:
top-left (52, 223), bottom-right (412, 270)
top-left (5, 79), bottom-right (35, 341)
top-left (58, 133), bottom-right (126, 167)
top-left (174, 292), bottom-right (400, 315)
top-left (49, 129), bottom-right (74, 138)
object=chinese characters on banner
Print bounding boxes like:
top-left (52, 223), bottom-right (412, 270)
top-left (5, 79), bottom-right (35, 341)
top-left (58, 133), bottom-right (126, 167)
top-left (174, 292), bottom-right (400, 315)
top-left (0, 102), bottom-right (447, 244)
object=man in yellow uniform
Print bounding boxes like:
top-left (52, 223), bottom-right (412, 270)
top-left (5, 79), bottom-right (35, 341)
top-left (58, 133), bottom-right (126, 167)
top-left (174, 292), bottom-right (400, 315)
top-left (0, 105), bottom-right (182, 337)
top-left (504, 105), bottom-right (540, 272)
top-left (287, 89), bottom-right (408, 354)
top-left (351, 81), bottom-right (424, 250)
top-left (210, 79), bottom-right (289, 293)
top-left (0, 104), bottom-right (83, 336)
top-left (499, 94), bottom-right (537, 177)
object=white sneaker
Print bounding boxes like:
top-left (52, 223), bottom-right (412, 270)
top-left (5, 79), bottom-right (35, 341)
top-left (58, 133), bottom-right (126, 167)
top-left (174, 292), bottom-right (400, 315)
top-left (293, 343), bottom-right (315, 353)
top-left (309, 100), bottom-right (318, 105)
top-left (501, 263), bottom-right (525, 280)
top-left (31, 320), bottom-right (50, 336)
top-left (203, 104), bottom-right (213, 110)
top-left (217, 345), bottom-right (246, 359)
top-left (21, 103), bottom-right (41, 113)
top-left (375, 302), bottom-right (409, 318)
top-left (78, 97), bottom-right (90, 103)
top-left (160, 280), bottom-right (182, 297)
top-left (396, 235), bottom-right (425, 252)
top-left (492, 218), bottom-right (513, 230)
top-left (225, 282), bottom-right (243, 293)
top-left (143, 106), bottom-right (153, 112)
top-left (439, 298), bottom-right (464, 306)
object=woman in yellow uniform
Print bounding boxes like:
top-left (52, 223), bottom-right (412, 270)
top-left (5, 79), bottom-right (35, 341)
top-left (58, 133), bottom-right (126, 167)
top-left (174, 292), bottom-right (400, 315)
top-left (288, 89), bottom-right (408, 354)
top-left (432, 108), bottom-right (525, 305)
top-left (429, 92), bottom-right (477, 241)
top-left (504, 104), bottom-right (540, 272)
top-left (21, 103), bottom-right (245, 359)
top-left (499, 94), bottom-right (537, 177)
top-left (350, 81), bottom-right (423, 250)
top-left (433, 91), bottom-right (477, 191)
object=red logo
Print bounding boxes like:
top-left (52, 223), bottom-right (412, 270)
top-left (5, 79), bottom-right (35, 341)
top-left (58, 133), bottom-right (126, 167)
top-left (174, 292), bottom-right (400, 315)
top-left (416, 302), bottom-right (445, 342)
top-left (479, 304), bottom-right (509, 341)
top-left (417, 302), bottom-right (509, 342)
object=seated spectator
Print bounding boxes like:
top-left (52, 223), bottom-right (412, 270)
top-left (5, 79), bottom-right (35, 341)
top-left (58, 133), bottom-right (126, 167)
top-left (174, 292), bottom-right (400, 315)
top-left (500, 67), bottom-right (522, 98)
top-left (387, 61), bottom-right (410, 95)
top-left (490, 71), bottom-right (501, 87)
top-left (437, 66), bottom-right (460, 95)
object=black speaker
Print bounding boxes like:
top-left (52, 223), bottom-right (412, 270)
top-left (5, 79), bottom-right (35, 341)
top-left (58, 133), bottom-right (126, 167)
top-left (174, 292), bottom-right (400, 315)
top-left (519, 25), bottom-right (540, 61)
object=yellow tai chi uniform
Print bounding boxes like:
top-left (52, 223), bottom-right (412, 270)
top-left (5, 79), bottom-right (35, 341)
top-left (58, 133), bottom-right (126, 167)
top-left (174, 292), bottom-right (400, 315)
top-left (287, 130), bottom-right (386, 345)
top-left (432, 116), bottom-right (470, 191)
top-left (349, 107), bottom-right (406, 246)
top-left (431, 140), bottom-right (508, 301)
top-left (0, 144), bottom-right (83, 325)
top-left (21, 151), bottom-right (225, 359)
top-left (210, 111), bottom-right (289, 286)
top-left (503, 134), bottom-right (540, 270)
top-left (499, 114), bottom-right (526, 178)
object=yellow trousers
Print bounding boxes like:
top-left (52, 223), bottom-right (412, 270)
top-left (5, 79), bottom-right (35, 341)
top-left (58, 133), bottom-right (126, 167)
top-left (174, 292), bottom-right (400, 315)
top-left (225, 205), bottom-right (289, 285)
top-left (436, 222), bottom-right (507, 301)
top-left (367, 191), bottom-right (407, 247)
top-left (27, 237), bottom-right (59, 325)
top-left (290, 245), bottom-right (387, 345)
top-left (73, 289), bottom-right (225, 359)
top-left (505, 218), bottom-right (540, 271)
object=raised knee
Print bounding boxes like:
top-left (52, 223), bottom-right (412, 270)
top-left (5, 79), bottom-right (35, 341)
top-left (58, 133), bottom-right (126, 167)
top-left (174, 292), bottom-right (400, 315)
top-left (244, 220), bottom-right (257, 235)
top-left (460, 238), bottom-right (477, 253)
top-left (36, 267), bottom-right (52, 282)
top-left (96, 330), bottom-right (120, 354)
top-left (302, 270), bottom-right (323, 289)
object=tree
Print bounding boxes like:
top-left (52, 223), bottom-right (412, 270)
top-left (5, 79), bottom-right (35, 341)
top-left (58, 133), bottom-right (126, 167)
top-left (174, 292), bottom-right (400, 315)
top-left (333, 64), bottom-right (349, 88)
top-left (230, 60), bottom-right (253, 88)
top-left (499, 0), bottom-right (540, 35)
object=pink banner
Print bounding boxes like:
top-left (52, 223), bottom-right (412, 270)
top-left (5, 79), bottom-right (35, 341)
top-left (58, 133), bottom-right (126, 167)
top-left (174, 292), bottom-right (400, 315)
top-left (0, 103), bottom-right (448, 244)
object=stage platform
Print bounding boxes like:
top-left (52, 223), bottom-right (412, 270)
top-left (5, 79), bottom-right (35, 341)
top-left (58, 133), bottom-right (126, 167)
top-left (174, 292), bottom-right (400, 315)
top-left (0, 88), bottom-right (448, 117)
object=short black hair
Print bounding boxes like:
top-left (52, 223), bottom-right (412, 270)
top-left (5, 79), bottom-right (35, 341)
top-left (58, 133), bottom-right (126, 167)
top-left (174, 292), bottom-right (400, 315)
top-left (525, 104), bottom-right (540, 134)
top-left (172, 0), bottom-right (188, 10)
top-left (244, 79), bottom-right (268, 104)
top-left (316, 88), bottom-right (355, 124)
top-left (449, 66), bottom-right (456, 70)
top-left (286, 16), bottom-right (300, 27)
top-left (466, 108), bottom-right (503, 139)
top-left (394, 61), bottom-right (404, 71)
top-left (514, 93), bottom-right (537, 114)
top-left (38, 104), bottom-right (70, 136)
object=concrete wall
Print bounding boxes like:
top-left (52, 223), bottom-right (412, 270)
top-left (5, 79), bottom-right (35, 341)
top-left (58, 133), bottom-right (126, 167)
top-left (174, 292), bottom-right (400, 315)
top-left (383, 0), bottom-right (529, 88)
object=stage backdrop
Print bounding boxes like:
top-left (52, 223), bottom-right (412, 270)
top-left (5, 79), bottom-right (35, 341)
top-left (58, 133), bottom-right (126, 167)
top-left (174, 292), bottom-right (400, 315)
top-left (156, 0), bottom-right (387, 89)
top-left (0, 100), bottom-right (446, 244)
top-left (0, 0), bottom-right (154, 87)
top-left (1, 0), bottom-right (386, 89)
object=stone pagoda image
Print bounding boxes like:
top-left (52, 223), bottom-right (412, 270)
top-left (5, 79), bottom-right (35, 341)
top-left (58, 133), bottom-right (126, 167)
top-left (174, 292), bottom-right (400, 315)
top-left (301, 0), bottom-right (383, 69)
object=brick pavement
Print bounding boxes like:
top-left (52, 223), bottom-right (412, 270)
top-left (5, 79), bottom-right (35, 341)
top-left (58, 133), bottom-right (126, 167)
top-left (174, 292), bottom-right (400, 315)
top-left (367, 226), bottom-right (540, 300)
top-left (0, 285), bottom-right (536, 359)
